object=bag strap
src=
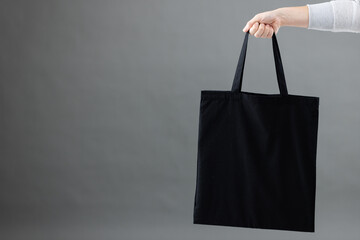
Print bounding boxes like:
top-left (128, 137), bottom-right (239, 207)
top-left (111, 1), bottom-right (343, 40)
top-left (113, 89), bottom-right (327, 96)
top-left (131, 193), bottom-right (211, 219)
top-left (231, 31), bottom-right (288, 96)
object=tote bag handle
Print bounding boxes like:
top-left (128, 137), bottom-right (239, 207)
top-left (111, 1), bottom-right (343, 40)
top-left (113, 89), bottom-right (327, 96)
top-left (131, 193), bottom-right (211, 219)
top-left (231, 31), bottom-right (288, 96)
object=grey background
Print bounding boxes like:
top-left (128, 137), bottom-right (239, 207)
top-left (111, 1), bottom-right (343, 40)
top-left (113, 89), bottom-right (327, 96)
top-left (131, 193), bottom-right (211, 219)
top-left (0, 0), bottom-right (359, 239)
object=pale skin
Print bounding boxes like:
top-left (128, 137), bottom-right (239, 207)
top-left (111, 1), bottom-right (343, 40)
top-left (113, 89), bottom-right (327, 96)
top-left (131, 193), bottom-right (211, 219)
top-left (242, 6), bottom-right (309, 38)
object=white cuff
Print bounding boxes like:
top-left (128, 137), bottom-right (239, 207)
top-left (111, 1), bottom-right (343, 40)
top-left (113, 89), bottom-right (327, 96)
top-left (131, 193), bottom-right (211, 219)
top-left (307, 2), bottom-right (334, 31)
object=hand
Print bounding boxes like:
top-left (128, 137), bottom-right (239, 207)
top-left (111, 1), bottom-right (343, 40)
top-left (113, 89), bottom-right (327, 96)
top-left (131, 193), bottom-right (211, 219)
top-left (242, 10), bottom-right (282, 38)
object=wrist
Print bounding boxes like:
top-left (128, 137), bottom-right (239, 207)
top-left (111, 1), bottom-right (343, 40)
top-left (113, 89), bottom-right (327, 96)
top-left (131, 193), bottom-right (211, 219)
top-left (274, 7), bottom-right (288, 27)
top-left (274, 6), bottom-right (309, 28)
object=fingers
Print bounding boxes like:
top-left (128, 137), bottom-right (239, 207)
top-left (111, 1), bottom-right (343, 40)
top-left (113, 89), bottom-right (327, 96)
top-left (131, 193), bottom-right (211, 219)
top-left (243, 10), bottom-right (280, 37)
top-left (254, 23), bottom-right (265, 38)
top-left (243, 14), bottom-right (261, 32)
top-left (248, 22), bottom-right (274, 38)
top-left (249, 22), bottom-right (259, 35)
top-left (262, 25), bottom-right (273, 38)
top-left (267, 26), bottom-right (274, 38)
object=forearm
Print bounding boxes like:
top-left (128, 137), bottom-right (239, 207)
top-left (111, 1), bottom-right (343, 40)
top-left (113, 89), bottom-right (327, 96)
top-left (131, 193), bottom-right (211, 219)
top-left (274, 6), bottom-right (309, 28)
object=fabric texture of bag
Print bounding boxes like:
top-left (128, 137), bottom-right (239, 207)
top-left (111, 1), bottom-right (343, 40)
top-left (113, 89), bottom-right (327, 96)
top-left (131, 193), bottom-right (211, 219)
top-left (193, 31), bottom-right (320, 232)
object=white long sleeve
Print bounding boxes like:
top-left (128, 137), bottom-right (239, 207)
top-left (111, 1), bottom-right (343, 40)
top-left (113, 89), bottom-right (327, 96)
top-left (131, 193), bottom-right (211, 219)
top-left (307, 0), bottom-right (360, 33)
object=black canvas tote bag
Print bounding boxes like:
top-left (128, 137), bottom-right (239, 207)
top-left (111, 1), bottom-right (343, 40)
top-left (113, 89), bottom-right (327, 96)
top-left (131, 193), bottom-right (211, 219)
top-left (193, 31), bottom-right (320, 232)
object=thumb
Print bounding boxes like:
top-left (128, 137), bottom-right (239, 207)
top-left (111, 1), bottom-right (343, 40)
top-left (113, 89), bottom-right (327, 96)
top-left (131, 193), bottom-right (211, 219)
top-left (243, 14), bottom-right (261, 32)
